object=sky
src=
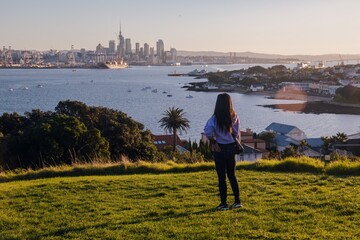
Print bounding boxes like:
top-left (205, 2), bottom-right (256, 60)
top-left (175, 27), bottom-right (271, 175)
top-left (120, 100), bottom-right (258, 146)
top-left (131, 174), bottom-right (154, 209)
top-left (1, 0), bottom-right (360, 55)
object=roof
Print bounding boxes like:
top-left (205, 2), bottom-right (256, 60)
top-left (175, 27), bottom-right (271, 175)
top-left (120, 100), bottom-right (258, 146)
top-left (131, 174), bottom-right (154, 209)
top-left (242, 144), bottom-right (263, 154)
top-left (153, 134), bottom-right (185, 149)
top-left (306, 138), bottom-right (324, 147)
top-left (265, 122), bottom-right (299, 135)
top-left (242, 139), bottom-right (265, 144)
top-left (347, 132), bottom-right (360, 140)
top-left (274, 134), bottom-right (299, 147)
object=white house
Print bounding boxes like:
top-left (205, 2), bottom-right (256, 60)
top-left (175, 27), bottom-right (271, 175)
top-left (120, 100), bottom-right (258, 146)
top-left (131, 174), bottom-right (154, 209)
top-left (236, 144), bottom-right (263, 162)
top-left (250, 84), bottom-right (265, 92)
top-left (265, 122), bottom-right (306, 142)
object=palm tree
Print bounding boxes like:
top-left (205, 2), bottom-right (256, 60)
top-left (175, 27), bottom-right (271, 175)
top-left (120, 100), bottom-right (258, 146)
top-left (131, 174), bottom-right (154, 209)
top-left (159, 107), bottom-right (190, 152)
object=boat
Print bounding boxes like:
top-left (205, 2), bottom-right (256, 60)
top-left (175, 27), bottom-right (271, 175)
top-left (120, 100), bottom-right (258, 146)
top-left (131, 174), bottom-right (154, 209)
top-left (99, 59), bottom-right (128, 69)
top-left (37, 84), bottom-right (43, 88)
top-left (167, 94), bottom-right (173, 97)
top-left (187, 69), bottom-right (207, 77)
top-left (186, 95), bottom-right (194, 98)
top-left (168, 70), bottom-right (185, 76)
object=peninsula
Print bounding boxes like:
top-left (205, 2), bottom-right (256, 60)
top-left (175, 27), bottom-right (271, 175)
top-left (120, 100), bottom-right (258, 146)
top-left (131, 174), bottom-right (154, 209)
top-left (185, 63), bottom-right (360, 115)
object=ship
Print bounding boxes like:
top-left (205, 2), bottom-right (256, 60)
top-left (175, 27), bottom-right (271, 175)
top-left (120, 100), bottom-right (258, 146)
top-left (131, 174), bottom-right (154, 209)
top-left (99, 59), bottom-right (128, 69)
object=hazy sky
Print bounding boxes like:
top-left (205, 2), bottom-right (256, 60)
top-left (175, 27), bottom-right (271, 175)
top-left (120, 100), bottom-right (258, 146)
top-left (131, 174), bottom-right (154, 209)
top-left (1, 0), bottom-right (360, 55)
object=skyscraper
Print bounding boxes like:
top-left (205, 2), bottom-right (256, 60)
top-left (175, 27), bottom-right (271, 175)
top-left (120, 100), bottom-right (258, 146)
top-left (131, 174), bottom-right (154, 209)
top-left (135, 42), bottom-right (140, 55)
top-left (109, 40), bottom-right (116, 54)
top-left (125, 38), bottom-right (131, 55)
top-left (156, 39), bottom-right (164, 64)
top-left (144, 43), bottom-right (149, 57)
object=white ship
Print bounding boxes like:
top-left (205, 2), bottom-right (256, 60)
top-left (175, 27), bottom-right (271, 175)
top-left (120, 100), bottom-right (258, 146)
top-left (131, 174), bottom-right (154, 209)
top-left (99, 59), bottom-right (128, 69)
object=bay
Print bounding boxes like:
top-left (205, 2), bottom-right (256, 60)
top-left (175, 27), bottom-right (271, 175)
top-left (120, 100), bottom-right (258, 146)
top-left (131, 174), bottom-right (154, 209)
top-left (1, 64), bottom-right (359, 141)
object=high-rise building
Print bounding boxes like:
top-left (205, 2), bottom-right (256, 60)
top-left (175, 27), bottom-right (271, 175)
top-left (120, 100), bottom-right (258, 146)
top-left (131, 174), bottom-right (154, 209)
top-left (125, 38), bottom-right (131, 55)
top-left (156, 39), bottom-right (164, 63)
top-left (170, 48), bottom-right (177, 63)
top-left (135, 42), bottom-right (140, 55)
top-left (144, 43), bottom-right (149, 57)
top-left (109, 40), bottom-right (116, 54)
top-left (150, 47), bottom-right (154, 63)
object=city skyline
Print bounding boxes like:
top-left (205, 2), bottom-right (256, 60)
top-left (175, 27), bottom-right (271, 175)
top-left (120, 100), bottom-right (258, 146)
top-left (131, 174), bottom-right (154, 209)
top-left (1, 0), bottom-right (360, 55)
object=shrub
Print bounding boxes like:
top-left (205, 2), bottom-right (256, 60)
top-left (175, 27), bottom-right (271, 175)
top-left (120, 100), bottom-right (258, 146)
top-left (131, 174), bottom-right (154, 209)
top-left (325, 160), bottom-right (360, 176)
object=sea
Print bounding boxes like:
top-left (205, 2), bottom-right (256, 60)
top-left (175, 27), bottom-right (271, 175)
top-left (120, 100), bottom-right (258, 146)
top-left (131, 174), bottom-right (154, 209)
top-left (1, 63), bottom-right (360, 141)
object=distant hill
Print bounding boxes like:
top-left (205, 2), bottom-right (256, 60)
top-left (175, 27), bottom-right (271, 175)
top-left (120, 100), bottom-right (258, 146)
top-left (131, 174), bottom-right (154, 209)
top-left (177, 50), bottom-right (360, 62)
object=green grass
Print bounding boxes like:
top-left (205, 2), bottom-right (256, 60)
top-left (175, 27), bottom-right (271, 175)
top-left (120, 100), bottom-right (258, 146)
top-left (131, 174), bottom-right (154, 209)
top-left (1, 157), bottom-right (359, 183)
top-left (1, 168), bottom-right (359, 239)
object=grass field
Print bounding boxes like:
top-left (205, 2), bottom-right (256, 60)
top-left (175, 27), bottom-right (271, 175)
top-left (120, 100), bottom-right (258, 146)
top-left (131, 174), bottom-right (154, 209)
top-left (1, 166), bottom-right (359, 239)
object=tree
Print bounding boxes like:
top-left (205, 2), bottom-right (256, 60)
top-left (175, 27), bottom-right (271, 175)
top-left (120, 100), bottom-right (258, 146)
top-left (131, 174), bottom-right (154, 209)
top-left (159, 107), bottom-right (190, 152)
top-left (299, 139), bottom-right (310, 154)
top-left (257, 131), bottom-right (276, 149)
top-left (55, 100), bottom-right (158, 161)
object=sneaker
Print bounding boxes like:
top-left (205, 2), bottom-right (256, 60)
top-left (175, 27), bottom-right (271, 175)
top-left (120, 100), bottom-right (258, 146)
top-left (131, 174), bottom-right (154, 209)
top-left (216, 203), bottom-right (229, 210)
top-left (231, 202), bottom-right (243, 209)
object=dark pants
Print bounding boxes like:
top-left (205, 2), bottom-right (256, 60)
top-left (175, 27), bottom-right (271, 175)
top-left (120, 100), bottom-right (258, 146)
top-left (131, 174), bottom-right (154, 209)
top-left (214, 143), bottom-right (240, 205)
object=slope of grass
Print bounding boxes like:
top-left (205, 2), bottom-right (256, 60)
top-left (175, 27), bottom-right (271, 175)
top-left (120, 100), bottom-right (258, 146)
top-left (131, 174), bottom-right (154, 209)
top-left (1, 169), bottom-right (359, 239)
top-left (1, 157), bottom-right (359, 183)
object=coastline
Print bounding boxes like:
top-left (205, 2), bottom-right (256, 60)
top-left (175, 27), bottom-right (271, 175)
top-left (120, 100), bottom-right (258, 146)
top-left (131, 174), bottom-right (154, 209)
top-left (186, 84), bottom-right (360, 115)
top-left (260, 101), bottom-right (360, 115)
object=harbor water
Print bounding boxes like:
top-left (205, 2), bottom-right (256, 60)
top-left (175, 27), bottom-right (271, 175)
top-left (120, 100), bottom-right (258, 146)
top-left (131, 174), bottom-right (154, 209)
top-left (1, 64), bottom-right (359, 141)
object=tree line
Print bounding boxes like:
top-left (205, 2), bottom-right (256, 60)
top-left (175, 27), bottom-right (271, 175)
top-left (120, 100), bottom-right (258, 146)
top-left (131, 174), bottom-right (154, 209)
top-left (0, 100), bottom-right (159, 170)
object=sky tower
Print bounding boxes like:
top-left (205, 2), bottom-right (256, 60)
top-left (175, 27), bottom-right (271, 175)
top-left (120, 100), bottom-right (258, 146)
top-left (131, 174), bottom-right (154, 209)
top-left (118, 22), bottom-right (125, 57)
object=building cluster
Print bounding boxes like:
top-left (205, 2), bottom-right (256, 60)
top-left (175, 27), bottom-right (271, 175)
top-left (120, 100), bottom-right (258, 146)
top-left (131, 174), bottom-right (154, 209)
top-left (199, 122), bottom-right (359, 161)
top-left (220, 63), bottom-right (360, 97)
top-left (94, 27), bottom-right (178, 65)
top-left (0, 26), bottom-right (178, 68)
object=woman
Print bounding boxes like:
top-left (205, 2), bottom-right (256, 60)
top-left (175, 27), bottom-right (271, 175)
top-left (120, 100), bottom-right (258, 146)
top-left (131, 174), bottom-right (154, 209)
top-left (204, 93), bottom-right (242, 210)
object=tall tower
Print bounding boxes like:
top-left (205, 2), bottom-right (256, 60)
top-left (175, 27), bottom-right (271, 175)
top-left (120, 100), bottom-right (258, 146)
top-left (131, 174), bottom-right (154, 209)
top-left (144, 43), bottom-right (149, 57)
top-left (156, 39), bottom-right (164, 64)
top-left (109, 40), bottom-right (116, 54)
top-left (118, 23), bottom-right (125, 57)
top-left (125, 38), bottom-right (131, 55)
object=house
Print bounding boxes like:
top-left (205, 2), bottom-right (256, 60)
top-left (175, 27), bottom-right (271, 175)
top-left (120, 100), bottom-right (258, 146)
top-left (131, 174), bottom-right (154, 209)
top-left (302, 138), bottom-right (324, 158)
top-left (240, 129), bottom-right (254, 141)
top-left (265, 122), bottom-right (306, 142)
top-left (272, 134), bottom-right (299, 151)
top-left (249, 84), bottom-right (265, 92)
top-left (236, 144), bottom-right (263, 162)
top-left (333, 136), bottom-right (360, 157)
top-left (265, 122), bottom-right (309, 152)
top-left (348, 132), bottom-right (360, 140)
top-left (201, 129), bottom-right (267, 161)
top-left (242, 138), bottom-right (266, 150)
top-left (153, 134), bottom-right (188, 153)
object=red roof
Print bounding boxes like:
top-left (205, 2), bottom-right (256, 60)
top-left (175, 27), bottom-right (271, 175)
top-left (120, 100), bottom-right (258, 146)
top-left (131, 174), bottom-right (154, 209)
top-left (152, 134), bottom-right (185, 149)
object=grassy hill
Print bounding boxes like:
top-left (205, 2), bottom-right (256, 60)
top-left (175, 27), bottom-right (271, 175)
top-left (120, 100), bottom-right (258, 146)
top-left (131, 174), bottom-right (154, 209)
top-left (1, 161), bottom-right (359, 239)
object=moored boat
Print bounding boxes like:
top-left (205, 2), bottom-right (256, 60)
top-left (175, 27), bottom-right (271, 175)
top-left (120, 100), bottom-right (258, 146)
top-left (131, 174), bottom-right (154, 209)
top-left (99, 59), bottom-right (128, 69)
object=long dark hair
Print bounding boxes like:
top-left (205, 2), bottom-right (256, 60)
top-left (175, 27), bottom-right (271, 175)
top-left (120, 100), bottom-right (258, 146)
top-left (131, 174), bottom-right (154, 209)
top-left (213, 93), bottom-right (235, 133)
